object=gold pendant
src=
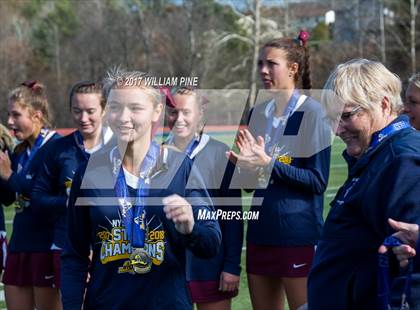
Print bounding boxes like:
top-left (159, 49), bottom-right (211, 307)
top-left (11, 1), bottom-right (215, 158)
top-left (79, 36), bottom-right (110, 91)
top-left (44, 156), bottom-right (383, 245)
top-left (130, 248), bottom-right (152, 274)
top-left (15, 195), bottom-right (29, 213)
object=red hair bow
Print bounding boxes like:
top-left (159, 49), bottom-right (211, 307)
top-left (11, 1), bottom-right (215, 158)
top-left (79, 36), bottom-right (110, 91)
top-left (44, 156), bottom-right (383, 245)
top-left (21, 80), bottom-right (40, 91)
top-left (297, 30), bottom-right (310, 46)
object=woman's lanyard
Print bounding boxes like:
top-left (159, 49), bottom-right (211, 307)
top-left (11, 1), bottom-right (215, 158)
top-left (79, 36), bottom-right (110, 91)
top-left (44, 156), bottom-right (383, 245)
top-left (378, 236), bottom-right (412, 310)
top-left (367, 120), bottom-right (411, 154)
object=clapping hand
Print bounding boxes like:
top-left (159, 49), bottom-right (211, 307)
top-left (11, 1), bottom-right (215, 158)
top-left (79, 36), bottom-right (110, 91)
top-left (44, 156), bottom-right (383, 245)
top-left (226, 129), bottom-right (271, 170)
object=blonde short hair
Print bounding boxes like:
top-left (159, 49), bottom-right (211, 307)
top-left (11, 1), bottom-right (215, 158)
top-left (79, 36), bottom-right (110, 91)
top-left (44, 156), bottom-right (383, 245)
top-left (324, 59), bottom-right (403, 113)
top-left (409, 73), bottom-right (420, 89)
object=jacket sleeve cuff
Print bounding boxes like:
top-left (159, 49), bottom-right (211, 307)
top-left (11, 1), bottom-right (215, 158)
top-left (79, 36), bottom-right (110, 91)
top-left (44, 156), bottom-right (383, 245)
top-left (182, 223), bottom-right (202, 247)
top-left (222, 262), bottom-right (241, 276)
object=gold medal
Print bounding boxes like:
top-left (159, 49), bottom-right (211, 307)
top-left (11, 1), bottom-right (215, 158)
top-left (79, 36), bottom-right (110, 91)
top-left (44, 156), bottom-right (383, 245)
top-left (14, 204), bottom-right (23, 214)
top-left (130, 248), bottom-right (152, 274)
top-left (15, 195), bottom-right (29, 214)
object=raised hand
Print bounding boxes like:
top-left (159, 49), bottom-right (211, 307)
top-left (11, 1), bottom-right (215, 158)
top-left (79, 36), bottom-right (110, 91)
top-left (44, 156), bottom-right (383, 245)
top-left (163, 194), bottom-right (195, 235)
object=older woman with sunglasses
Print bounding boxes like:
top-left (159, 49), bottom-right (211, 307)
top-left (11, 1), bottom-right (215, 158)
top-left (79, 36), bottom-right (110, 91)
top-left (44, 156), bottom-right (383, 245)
top-left (306, 60), bottom-right (420, 309)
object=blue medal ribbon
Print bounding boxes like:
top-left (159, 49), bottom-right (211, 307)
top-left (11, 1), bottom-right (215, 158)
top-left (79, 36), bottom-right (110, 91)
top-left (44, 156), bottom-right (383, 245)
top-left (17, 128), bottom-right (49, 176)
top-left (367, 120), bottom-right (411, 154)
top-left (378, 236), bottom-right (412, 310)
top-left (184, 136), bottom-right (200, 157)
top-left (165, 133), bottom-right (200, 158)
top-left (114, 141), bottom-right (160, 249)
top-left (264, 91), bottom-right (300, 155)
top-left (73, 131), bottom-right (90, 160)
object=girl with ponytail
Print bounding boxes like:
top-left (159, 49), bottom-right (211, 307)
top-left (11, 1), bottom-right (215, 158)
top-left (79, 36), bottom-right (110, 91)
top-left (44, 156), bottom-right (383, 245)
top-left (0, 81), bottom-right (62, 310)
top-left (227, 31), bottom-right (332, 310)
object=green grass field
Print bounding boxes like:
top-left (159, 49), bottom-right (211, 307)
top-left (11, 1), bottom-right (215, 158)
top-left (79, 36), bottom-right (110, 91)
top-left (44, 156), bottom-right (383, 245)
top-left (0, 134), bottom-right (348, 309)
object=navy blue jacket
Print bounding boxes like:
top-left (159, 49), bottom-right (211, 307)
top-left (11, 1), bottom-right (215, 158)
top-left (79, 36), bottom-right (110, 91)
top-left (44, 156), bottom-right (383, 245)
top-left (246, 93), bottom-right (331, 246)
top-left (185, 136), bottom-right (243, 281)
top-left (31, 131), bottom-right (113, 249)
top-left (0, 132), bottom-right (61, 252)
top-left (308, 116), bottom-right (420, 310)
top-left (61, 146), bottom-right (221, 310)
top-left (32, 132), bottom-right (86, 249)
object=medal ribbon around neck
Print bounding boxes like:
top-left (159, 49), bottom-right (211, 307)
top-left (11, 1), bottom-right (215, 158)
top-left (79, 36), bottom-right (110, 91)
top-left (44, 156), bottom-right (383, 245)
top-left (165, 133), bottom-right (201, 158)
top-left (113, 141), bottom-right (160, 249)
top-left (367, 120), bottom-right (411, 154)
top-left (264, 91), bottom-right (300, 156)
top-left (73, 130), bottom-right (90, 160)
top-left (18, 128), bottom-right (49, 176)
top-left (184, 135), bottom-right (200, 157)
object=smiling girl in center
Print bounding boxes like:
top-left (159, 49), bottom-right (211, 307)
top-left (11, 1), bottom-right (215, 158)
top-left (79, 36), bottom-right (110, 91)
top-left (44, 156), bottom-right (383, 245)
top-left (61, 70), bottom-right (221, 310)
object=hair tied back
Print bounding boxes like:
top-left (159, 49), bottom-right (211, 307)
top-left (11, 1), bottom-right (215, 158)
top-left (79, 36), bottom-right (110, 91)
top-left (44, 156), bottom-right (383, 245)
top-left (21, 80), bottom-right (41, 92)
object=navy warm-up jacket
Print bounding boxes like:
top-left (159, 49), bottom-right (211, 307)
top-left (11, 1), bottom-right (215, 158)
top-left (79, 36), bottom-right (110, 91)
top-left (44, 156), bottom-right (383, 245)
top-left (308, 115), bottom-right (420, 310)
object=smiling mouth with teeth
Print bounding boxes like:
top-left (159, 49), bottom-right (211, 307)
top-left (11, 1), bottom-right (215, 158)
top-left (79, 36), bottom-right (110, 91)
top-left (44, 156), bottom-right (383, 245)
top-left (118, 127), bottom-right (134, 131)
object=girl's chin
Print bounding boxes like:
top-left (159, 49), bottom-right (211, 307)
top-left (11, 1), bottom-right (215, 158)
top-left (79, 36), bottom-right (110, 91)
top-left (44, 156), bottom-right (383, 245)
top-left (14, 132), bottom-right (26, 141)
top-left (79, 127), bottom-right (94, 134)
top-left (174, 132), bottom-right (192, 139)
top-left (345, 146), bottom-right (363, 158)
top-left (117, 135), bottom-right (134, 142)
top-left (116, 132), bottom-right (149, 144)
top-left (173, 128), bottom-right (194, 137)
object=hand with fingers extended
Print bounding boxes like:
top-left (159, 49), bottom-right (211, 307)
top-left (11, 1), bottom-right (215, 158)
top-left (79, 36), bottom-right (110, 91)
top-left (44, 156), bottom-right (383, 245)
top-left (163, 194), bottom-right (195, 235)
top-left (378, 218), bottom-right (419, 268)
top-left (226, 129), bottom-right (272, 170)
top-left (236, 129), bottom-right (256, 157)
top-left (219, 271), bottom-right (240, 292)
